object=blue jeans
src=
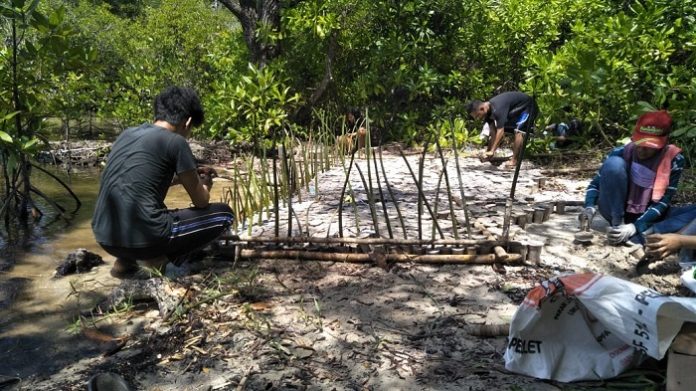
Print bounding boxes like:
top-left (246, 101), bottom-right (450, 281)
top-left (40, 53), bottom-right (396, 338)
top-left (597, 156), bottom-right (629, 227)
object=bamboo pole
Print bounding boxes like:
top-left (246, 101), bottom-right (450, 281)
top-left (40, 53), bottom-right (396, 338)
top-left (450, 126), bottom-right (473, 238)
top-left (435, 140), bottom-right (459, 239)
top-left (272, 140), bottom-right (280, 237)
top-left (354, 164), bottom-right (381, 236)
top-left (473, 220), bottom-right (509, 262)
top-left (378, 146), bottom-right (406, 238)
top-left (238, 249), bottom-right (523, 264)
top-left (398, 147), bottom-right (444, 238)
top-left (220, 234), bottom-right (516, 247)
top-left (338, 140), bottom-right (359, 237)
top-left (432, 169), bottom-right (444, 241)
top-left (371, 146), bottom-right (393, 238)
top-left (417, 143), bottom-right (427, 240)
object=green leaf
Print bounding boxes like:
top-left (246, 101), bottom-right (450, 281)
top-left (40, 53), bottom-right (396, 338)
top-left (671, 126), bottom-right (691, 138)
top-left (0, 130), bottom-right (13, 143)
top-left (0, 4), bottom-right (19, 18)
top-left (2, 111), bottom-right (20, 122)
top-left (22, 138), bottom-right (38, 151)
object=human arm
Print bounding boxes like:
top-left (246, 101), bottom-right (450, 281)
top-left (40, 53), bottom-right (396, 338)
top-left (178, 169), bottom-right (210, 208)
top-left (633, 153), bottom-right (685, 233)
top-left (486, 127), bottom-right (505, 157)
top-left (197, 166), bottom-right (217, 189)
top-left (646, 233), bottom-right (696, 259)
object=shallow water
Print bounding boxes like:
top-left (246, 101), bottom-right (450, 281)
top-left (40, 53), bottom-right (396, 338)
top-left (0, 166), bottom-right (232, 379)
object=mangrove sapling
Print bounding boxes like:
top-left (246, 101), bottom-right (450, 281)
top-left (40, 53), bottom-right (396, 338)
top-left (337, 139), bottom-right (359, 238)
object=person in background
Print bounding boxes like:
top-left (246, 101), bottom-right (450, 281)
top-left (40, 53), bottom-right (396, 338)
top-left (92, 86), bottom-right (234, 278)
top-left (467, 91), bottom-right (538, 168)
top-left (545, 113), bottom-right (582, 149)
top-left (579, 111), bottom-right (686, 245)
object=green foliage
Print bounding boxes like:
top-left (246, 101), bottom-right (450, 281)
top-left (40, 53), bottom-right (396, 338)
top-left (1, 0), bottom-right (693, 160)
top-left (205, 63), bottom-right (301, 149)
top-left (525, 0), bottom-right (696, 151)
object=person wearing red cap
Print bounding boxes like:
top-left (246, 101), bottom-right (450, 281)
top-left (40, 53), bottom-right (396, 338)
top-left (579, 110), bottom-right (692, 245)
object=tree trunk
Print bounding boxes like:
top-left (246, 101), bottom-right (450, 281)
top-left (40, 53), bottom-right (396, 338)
top-left (218, 0), bottom-right (281, 68)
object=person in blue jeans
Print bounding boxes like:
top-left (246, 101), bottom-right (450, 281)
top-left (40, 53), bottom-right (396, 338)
top-left (579, 111), bottom-right (686, 245)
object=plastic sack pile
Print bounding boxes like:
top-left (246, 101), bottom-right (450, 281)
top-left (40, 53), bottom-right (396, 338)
top-left (504, 273), bottom-right (696, 382)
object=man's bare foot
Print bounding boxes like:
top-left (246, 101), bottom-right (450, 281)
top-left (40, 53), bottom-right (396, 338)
top-left (110, 258), bottom-right (140, 279)
top-left (502, 160), bottom-right (518, 169)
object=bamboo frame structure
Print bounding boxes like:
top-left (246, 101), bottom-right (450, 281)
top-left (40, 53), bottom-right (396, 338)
top-left (239, 249), bottom-right (523, 264)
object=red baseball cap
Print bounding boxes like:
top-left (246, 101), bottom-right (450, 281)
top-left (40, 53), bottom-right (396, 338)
top-left (631, 111), bottom-right (672, 149)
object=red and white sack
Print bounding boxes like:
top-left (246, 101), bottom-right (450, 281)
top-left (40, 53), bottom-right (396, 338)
top-left (504, 273), bottom-right (696, 382)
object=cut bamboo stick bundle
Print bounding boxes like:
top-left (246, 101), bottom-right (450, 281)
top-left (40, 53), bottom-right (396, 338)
top-left (238, 249), bottom-right (523, 264)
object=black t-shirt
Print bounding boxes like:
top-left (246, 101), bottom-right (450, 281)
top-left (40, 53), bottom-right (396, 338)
top-left (486, 91), bottom-right (537, 131)
top-left (92, 123), bottom-right (197, 248)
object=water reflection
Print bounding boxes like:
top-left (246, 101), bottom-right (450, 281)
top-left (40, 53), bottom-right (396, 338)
top-left (0, 165), bottom-right (231, 379)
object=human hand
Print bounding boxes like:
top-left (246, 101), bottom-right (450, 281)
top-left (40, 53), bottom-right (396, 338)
top-left (478, 150), bottom-right (494, 162)
top-left (578, 206), bottom-right (596, 224)
top-left (607, 223), bottom-right (636, 244)
top-left (645, 233), bottom-right (683, 259)
top-left (197, 166), bottom-right (217, 190)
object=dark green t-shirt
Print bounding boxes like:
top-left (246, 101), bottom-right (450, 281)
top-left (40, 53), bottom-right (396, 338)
top-left (92, 123), bottom-right (197, 247)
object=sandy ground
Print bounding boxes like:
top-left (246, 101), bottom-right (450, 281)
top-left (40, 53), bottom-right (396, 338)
top-left (9, 147), bottom-right (691, 391)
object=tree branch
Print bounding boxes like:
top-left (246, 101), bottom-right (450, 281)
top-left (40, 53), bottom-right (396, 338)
top-left (218, 0), bottom-right (243, 19)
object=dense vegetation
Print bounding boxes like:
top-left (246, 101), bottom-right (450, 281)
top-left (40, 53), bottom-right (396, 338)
top-left (0, 0), bottom-right (694, 222)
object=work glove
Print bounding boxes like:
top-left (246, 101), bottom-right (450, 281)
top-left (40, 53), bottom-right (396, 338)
top-left (607, 223), bottom-right (637, 245)
top-left (578, 206), bottom-right (596, 223)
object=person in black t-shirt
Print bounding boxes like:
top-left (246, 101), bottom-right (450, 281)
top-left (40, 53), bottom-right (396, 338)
top-left (467, 91), bottom-right (538, 168)
top-left (92, 86), bottom-right (234, 278)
